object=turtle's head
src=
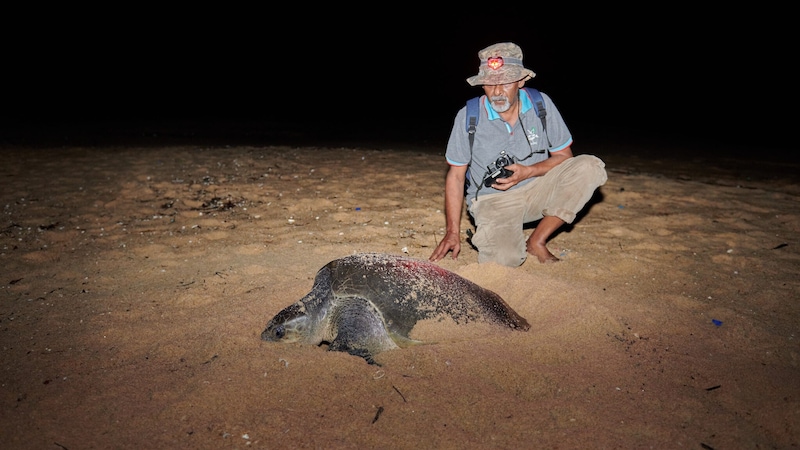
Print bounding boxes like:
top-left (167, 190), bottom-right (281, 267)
top-left (261, 303), bottom-right (310, 343)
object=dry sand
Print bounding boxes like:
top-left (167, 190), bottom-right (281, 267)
top-left (1, 139), bottom-right (798, 449)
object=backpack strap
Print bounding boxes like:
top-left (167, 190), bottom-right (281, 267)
top-left (523, 87), bottom-right (545, 122)
top-left (522, 87), bottom-right (550, 147)
top-left (463, 96), bottom-right (482, 194)
top-left (465, 96), bottom-right (481, 153)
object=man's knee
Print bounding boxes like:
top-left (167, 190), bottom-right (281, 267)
top-left (573, 155), bottom-right (608, 186)
top-left (472, 225), bottom-right (527, 267)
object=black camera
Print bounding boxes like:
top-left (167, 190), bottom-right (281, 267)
top-left (484, 153), bottom-right (516, 187)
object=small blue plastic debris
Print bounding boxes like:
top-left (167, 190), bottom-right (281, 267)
top-left (355, 207), bottom-right (361, 211)
top-left (618, 205), bottom-right (625, 209)
top-left (712, 319), bottom-right (723, 327)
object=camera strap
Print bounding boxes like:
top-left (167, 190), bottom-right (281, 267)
top-left (517, 113), bottom-right (547, 162)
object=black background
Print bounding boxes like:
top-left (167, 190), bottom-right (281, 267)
top-left (3, 10), bottom-right (795, 160)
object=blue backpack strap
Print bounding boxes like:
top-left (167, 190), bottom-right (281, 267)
top-left (465, 95), bottom-right (481, 152)
top-left (522, 87), bottom-right (551, 148)
top-left (522, 87), bottom-right (545, 122)
top-left (464, 96), bottom-right (482, 192)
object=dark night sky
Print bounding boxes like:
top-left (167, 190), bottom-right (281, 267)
top-left (3, 11), bottom-right (795, 157)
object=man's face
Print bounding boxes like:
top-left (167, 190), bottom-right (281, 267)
top-left (483, 80), bottom-right (523, 113)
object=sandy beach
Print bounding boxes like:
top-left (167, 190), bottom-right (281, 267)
top-left (1, 133), bottom-right (798, 448)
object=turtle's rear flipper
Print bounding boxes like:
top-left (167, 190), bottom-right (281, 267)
top-left (388, 331), bottom-right (424, 349)
top-left (327, 297), bottom-right (399, 365)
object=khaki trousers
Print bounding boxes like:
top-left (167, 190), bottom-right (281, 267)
top-left (468, 154), bottom-right (608, 267)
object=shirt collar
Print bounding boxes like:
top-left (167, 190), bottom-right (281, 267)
top-left (483, 89), bottom-right (534, 121)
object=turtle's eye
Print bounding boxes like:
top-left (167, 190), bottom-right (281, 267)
top-left (274, 325), bottom-right (285, 339)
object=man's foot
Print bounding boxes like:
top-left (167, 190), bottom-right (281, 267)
top-left (526, 242), bottom-right (560, 264)
top-left (526, 216), bottom-right (566, 264)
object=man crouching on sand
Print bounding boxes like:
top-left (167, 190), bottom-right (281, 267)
top-left (429, 42), bottom-right (607, 267)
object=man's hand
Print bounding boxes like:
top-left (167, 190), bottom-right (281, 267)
top-left (429, 231), bottom-right (461, 261)
top-left (491, 150), bottom-right (573, 189)
top-left (490, 163), bottom-right (527, 190)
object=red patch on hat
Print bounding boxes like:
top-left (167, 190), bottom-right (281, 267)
top-left (487, 57), bottom-right (504, 70)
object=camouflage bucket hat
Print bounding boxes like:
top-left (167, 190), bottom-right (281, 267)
top-left (466, 42), bottom-right (536, 86)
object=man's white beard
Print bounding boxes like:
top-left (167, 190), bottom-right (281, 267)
top-left (489, 95), bottom-right (511, 113)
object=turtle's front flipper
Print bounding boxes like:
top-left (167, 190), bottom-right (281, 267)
top-left (331, 346), bottom-right (380, 366)
top-left (327, 297), bottom-right (400, 365)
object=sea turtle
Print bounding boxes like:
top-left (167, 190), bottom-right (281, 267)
top-left (260, 252), bottom-right (529, 365)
